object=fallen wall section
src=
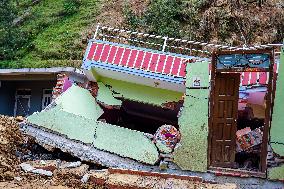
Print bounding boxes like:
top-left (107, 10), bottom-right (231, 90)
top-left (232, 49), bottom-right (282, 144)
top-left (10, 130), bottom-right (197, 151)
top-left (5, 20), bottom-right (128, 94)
top-left (27, 85), bottom-right (159, 165)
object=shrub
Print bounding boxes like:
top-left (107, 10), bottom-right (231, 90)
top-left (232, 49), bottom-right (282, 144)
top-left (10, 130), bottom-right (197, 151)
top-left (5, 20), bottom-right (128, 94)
top-left (63, 0), bottom-right (81, 15)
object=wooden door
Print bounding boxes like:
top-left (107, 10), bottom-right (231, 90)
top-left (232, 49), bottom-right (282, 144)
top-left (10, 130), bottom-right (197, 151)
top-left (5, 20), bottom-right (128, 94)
top-left (210, 73), bottom-right (240, 168)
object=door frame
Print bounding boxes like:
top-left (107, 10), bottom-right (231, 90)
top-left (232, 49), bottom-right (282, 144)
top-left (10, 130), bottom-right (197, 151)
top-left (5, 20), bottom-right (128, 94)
top-left (208, 49), bottom-right (275, 174)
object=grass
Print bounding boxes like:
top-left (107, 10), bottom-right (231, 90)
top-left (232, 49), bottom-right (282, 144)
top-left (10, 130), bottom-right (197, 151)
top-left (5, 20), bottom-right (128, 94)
top-left (1, 0), bottom-right (99, 68)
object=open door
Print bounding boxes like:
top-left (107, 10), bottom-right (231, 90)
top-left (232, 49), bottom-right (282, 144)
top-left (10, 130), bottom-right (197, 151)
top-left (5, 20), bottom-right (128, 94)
top-left (210, 73), bottom-right (240, 168)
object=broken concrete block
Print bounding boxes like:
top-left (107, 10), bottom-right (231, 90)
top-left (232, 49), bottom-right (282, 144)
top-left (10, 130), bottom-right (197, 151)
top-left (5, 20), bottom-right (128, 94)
top-left (59, 161), bottom-right (81, 169)
top-left (54, 85), bottom-right (104, 120)
top-left (100, 77), bottom-right (183, 107)
top-left (27, 160), bottom-right (58, 171)
top-left (81, 173), bottom-right (90, 183)
top-left (20, 163), bottom-right (34, 172)
top-left (56, 164), bottom-right (89, 178)
top-left (20, 162), bottom-right (53, 176)
top-left (31, 169), bottom-right (53, 177)
top-left (27, 84), bottom-right (160, 165)
top-left (27, 105), bottom-right (97, 144)
top-left (93, 122), bottom-right (159, 165)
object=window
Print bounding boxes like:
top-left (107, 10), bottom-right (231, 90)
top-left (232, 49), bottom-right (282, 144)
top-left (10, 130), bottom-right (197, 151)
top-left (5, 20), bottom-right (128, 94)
top-left (42, 89), bottom-right (53, 110)
top-left (14, 89), bottom-right (31, 117)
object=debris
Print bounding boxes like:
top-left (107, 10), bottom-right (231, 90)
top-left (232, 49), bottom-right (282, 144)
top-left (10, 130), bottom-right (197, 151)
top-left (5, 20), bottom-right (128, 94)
top-left (20, 162), bottom-right (53, 176)
top-left (236, 127), bottom-right (263, 152)
top-left (81, 173), bottom-right (90, 183)
top-left (159, 160), bottom-right (168, 170)
top-left (59, 161), bottom-right (82, 169)
top-left (31, 168), bottom-right (53, 177)
top-left (0, 115), bottom-right (23, 180)
top-left (57, 164), bottom-right (89, 178)
top-left (20, 163), bottom-right (34, 172)
top-left (14, 176), bottom-right (22, 181)
top-left (154, 125), bottom-right (180, 153)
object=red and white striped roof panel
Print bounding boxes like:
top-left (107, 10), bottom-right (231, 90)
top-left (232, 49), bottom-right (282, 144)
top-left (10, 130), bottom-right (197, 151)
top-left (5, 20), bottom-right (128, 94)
top-left (83, 40), bottom-right (279, 86)
top-left (84, 40), bottom-right (200, 78)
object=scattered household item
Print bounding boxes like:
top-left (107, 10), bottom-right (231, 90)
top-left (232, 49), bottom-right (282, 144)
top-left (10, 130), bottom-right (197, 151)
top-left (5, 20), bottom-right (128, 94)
top-left (154, 125), bottom-right (180, 153)
top-left (236, 127), bottom-right (263, 152)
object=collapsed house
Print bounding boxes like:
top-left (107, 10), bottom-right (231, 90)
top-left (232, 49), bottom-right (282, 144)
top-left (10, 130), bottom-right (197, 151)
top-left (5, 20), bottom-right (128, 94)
top-left (23, 26), bottom-right (284, 181)
top-left (0, 67), bottom-right (86, 117)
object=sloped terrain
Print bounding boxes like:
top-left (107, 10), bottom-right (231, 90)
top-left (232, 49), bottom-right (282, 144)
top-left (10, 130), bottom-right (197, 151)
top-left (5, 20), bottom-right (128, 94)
top-left (0, 116), bottom-right (23, 181)
top-left (0, 0), bottom-right (283, 68)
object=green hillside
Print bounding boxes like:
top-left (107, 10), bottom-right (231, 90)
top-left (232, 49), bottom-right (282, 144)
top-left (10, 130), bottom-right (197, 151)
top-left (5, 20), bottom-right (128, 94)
top-left (0, 0), bottom-right (283, 69)
top-left (0, 0), bottom-right (99, 68)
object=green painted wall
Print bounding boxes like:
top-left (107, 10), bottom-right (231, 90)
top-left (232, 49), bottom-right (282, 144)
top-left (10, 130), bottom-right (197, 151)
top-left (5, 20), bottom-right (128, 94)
top-left (28, 104), bottom-right (97, 144)
top-left (97, 82), bottom-right (122, 106)
top-left (93, 122), bottom-right (159, 164)
top-left (271, 46), bottom-right (284, 156)
top-left (98, 76), bottom-right (183, 107)
top-left (27, 85), bottom-right (159, 165)
top-left (173, 61), bottom-right (209, 172)
top-left (268, 164), bottom-right (284, 180)
top-left (55, 85), bottom-right (104, 120)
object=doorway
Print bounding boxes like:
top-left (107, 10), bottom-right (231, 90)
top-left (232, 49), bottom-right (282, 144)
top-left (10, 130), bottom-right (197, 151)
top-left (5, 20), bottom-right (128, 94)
top-left (209, 49), bottom-right (274, 174)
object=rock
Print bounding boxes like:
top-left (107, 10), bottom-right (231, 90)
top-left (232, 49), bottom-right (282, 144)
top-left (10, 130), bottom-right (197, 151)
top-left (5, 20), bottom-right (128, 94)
top-left (31, 169), bottom-right (53, 177)
top-left (15, 116), bottom-right (24, 122)
top-left (56, 164), bottom-right (89, 178)
top-left (81, 173), bottom-right (90, 183)
top-left (20, 162), bottom-right (53, 176)
top-left (14, 176), bottom-right (22, 181)
top-left (59, 161), bottom-right (81, 169)
top-left (20, 163), bottom-right (34, 172)
top-left (159, 160), bottom-right (168, 170)
top-left (89, 169), bottom-right (109, 185)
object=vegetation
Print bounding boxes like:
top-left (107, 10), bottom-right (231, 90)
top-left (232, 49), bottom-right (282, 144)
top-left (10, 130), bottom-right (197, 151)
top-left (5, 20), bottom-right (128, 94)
top-left (0, 0), bottom-right (283, 68)
top-left (0, 0), bottom-right (98, 68)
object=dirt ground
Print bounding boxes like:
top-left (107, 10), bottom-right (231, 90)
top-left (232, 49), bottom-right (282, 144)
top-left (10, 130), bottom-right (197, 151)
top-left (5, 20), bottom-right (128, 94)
top-left (0, 115), bottom-right (239, 189)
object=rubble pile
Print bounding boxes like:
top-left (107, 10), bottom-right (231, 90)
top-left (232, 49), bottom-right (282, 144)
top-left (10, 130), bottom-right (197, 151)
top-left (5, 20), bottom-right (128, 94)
top-left (0, 115), bottom-right (23, 181)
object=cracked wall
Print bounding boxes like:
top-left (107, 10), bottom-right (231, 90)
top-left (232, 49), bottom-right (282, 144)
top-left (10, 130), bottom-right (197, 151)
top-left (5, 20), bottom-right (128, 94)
top-left (268, 46), bottom-right (284, 181)
top-left (28, 85), bottom-right (159, 165)
top-left (271, 46), bottom-right (284, 157)
top-left (97, 82), bottom-right (122, 107)
top-left (98, 76), bottom-right (183, 107)
top-left (173, 61), bottom-right (209, 172)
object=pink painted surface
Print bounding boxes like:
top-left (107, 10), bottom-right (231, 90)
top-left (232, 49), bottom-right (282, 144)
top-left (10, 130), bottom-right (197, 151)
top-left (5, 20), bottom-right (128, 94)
top-left (62, 77), bottom-right (72, 92)
top-left (100, 45), bottom-right (111, 62)
top-left (121, 48), bottom-right (131, 66)
top-left (87, 43), bottom-right (96, 60)
top-left (127, 50), bottom-right (138, 67)
top-left (247, 92), bottom-right (266, 106)
top-left (93, 43), bottom-right (104, 61)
